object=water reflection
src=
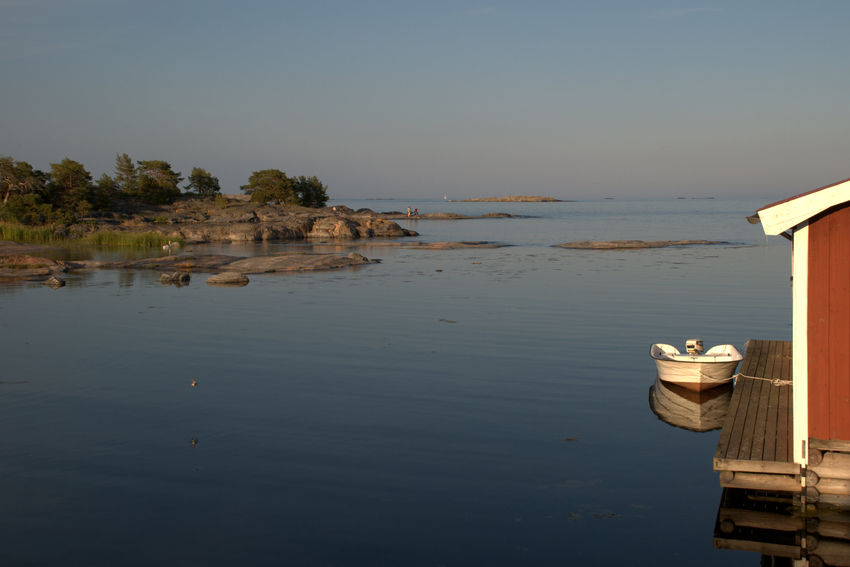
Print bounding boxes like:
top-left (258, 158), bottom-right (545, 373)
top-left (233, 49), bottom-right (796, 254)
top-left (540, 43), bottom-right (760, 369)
top-left (31, 245), bottom-right (175, 263)
top-left (713, 488), bottom-right (850, 566)
top-left (118, 270), bottom-right (138, 289)
top-left (648, 376), bottom-right (733, 432)
top-left (0, 268), bottom-right (100, 296)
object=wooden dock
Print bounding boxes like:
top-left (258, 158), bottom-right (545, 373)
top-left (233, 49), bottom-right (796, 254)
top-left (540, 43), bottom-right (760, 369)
top-left (713, 340), bottom-right (799, 491)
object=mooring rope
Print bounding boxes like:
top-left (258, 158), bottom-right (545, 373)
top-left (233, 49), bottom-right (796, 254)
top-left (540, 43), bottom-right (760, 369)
top-left (733, 373), bottom-right (793, 387)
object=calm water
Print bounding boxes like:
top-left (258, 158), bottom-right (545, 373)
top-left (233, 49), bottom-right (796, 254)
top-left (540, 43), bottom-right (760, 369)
top-left (0, 199), bottom-right (792, 566)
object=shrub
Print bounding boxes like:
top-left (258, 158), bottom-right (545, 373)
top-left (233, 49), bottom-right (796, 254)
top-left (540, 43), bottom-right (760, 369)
top-left (1, 195), bottom-right (74, 226)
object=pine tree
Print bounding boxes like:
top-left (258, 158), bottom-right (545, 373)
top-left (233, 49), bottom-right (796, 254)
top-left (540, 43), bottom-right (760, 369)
top-left (186, 167), bottom-right (221, 196)
top-left (114, 153), bottom-right (137, 194)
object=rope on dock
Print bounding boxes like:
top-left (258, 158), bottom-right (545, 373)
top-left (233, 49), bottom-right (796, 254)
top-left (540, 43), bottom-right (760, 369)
top-left (733, 373), bottom-right (793, 387)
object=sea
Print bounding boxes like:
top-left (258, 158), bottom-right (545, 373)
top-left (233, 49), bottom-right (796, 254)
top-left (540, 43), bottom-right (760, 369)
top-left (0, 198), bottom-right (793, 566)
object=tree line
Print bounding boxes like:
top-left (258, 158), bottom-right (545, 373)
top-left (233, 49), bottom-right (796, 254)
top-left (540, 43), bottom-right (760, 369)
top-left (0, 153), bottom-right (329, 226)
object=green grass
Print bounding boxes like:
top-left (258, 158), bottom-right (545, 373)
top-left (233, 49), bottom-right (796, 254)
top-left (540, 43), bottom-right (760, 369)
top-left (0, 222), bottom-right (184, 248)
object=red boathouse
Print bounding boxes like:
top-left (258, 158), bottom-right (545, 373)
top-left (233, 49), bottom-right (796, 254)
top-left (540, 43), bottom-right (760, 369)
top-left (758, 178), bottom-right (850, 475)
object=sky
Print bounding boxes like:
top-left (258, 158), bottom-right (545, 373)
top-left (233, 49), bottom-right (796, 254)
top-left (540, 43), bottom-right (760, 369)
top-left (2, 1), bottom-right (850, 200)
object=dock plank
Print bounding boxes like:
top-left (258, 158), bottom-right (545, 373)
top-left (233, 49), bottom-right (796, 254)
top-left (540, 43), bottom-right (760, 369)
top-left (755, 341), bottom-right (781, 460)
top-left (738, 377), bottom-right (765, 461)
top-left (763, 375), bottom-right (780, 462)
top-left (741, 340), bottom-right (762, 376)
top-left (751, 369), bottom-right (773, 461)
top-left (715, 341), bottom-right (759, 462)
top-left (714, 379), bottom-right (748, 461)
top-left (725, 373), bottom-right (756, 460)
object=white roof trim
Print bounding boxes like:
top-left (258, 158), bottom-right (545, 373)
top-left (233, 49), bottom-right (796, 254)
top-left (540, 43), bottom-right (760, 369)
top-left (758, 179), bottom-right (850, 235)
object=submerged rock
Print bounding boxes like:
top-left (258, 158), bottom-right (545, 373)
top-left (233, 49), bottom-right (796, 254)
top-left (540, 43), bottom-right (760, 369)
top-left (68, 250), bottom-right (378, 275)
top-left (206, 273), bottom-right (249, 287)
top-left (42, 276), bottom-right (66, 289)
top-left (160, 271), bottom-right (191, 286)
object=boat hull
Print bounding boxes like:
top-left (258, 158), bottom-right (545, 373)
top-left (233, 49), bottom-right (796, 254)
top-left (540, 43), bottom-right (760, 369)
top-left (652, 358), bottom-right (740, 392)
top-left (649, 343), bottom-right (742, 392)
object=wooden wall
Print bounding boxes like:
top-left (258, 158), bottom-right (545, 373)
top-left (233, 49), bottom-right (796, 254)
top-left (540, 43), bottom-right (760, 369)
top-left (808, 202), bottom-right (850, 440)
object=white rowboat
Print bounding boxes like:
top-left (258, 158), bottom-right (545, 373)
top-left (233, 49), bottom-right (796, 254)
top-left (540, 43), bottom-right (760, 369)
top-left (649, 341), bottom-right (743, 392)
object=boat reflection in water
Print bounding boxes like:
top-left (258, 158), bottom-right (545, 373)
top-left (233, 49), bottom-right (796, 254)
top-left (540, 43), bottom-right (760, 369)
top-left (648, 376), bottom-right (733, 432)
top-left (714, 487), bottom-right (850, 566)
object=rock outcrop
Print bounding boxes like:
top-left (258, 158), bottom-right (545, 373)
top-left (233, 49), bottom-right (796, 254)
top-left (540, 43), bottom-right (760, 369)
top-left (206, 273), bottom-right (249, 287)
top-left (67, 251), bottom-right (378, 275)
top-left (4, 197), bottom-right (529, 248)
top-left (0, 246), bottom-right (379, 283)
top-left (0, 254), bottom-right (70, 279)
top-left (68, 198), bottom-right (420, 243)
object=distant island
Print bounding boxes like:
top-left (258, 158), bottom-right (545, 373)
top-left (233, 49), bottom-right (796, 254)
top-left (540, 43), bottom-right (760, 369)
top-left (554, 240), bottom-right (726, 250)
top-left (456, 196), bottom-right (568, 203)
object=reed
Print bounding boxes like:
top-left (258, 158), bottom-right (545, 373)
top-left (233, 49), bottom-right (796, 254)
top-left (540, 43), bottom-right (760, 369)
top-left (73, 232), bottom-right (184, 248)
top-left (0, 222), bottom-right (184, 248)
top-left (0, 223), bottom-right (61, 244)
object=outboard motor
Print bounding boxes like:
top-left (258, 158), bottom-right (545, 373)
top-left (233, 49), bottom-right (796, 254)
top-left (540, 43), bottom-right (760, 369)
top-left (686, 339), bottom-right (704, 355)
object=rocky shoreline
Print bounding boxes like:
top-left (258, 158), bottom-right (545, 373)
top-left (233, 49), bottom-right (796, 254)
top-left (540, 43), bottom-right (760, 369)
top-left (65, 198), bottom-right (521, 244)
top-left (0, 194), bottom-right (730, 285)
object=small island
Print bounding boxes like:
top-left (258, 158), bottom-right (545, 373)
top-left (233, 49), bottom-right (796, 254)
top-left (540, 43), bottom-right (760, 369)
top-left (554, 240), bottom-right (726, 250)
top-left (456, 196), bottom-right (568, 202)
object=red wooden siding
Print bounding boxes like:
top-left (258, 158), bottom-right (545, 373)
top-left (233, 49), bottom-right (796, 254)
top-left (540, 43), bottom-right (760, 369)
top-left (808, 202), bottom-right (850, 440)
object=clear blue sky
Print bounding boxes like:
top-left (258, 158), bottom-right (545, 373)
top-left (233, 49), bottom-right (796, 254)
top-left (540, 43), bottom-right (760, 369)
top-left (3, 1), bottom-right (850, 199)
